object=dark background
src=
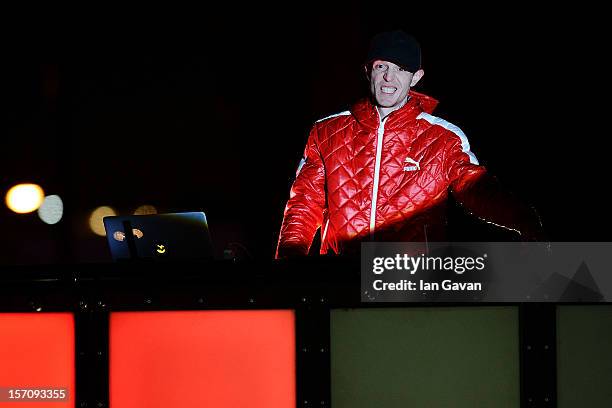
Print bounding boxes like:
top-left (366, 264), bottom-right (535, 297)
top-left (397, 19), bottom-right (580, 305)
top-left (1, 6), bottom-right (609, 264)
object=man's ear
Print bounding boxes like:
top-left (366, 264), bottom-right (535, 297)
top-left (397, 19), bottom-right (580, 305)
top-left (410, 69), bottom-right (425, 87)
top-left (363, 64), bottom-right (371, 81)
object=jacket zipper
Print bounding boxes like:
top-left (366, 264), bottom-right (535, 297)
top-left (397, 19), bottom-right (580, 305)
top-left (370, 115), bottom-right (387, 237)
top-left (321, 219), bottom-right (330, 243)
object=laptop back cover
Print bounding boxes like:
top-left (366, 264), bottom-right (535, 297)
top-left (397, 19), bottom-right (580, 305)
top-left (103, 212), bottom-right (213, 261)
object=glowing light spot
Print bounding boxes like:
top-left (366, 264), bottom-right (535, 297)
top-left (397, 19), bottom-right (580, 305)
top-left (37, 195), bottom-right (64, 224)
top-left (5, 183), bottom-right (45, 213)
top-left (134, 205), bottom-right (157, 215)
top-left (89, 206), bottom-right (116, 236)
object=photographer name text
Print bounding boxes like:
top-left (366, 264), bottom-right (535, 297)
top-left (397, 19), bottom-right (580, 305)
top-left (373, 279), bottom-right (482, 291)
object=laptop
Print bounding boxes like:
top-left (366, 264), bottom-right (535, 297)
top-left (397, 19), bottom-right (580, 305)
top-left (103, 212), bottom-right (213, 261)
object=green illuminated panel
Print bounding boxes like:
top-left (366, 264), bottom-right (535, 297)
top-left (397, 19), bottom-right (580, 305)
top-left (557, 305), bottom-right (612, 407)
top-left (331, 307), bottom-right (519, 408)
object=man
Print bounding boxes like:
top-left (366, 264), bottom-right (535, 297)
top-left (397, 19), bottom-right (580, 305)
top-left (276, 30), bottom-right (542, 258)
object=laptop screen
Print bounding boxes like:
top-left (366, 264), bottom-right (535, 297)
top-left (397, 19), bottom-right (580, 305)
top-left (103, 212), bottom-right (213, 261)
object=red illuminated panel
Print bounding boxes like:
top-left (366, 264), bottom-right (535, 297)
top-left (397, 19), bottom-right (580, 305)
top-left (0, 313), bottom-right (74, 408)
top-left (110, 310), bottom-right (295, 408)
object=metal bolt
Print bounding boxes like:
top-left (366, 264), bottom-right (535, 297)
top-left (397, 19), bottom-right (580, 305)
top-left (144, 298), bottom-right (152, 304)
top-left (97, 351), bottom-right (103, 357)
top-left (302, 347), bottom-right (308, 353)
top-left (80, 402), bottom-right (87, 407)
top-left (527, 345), bottom-right (532, 350)
top-left (301, 297), bottom-right (307, 303)
top-left (319, 297), bottom-right (325, 303)
top-left (544, 397), bottom-right (549, 402)
top-left (544, 345), bottom-right (549, 350)
top-left (197, 298), bottom-right (204, 304)
top-left (248, 298), bottom-right (255, 304)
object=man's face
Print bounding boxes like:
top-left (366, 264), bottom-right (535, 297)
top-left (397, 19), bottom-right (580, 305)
top-left (369, 60), bottom-right (423, 111)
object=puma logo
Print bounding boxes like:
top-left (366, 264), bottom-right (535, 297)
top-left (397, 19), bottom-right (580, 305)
top-left (403, 156), bottom-right (420, 172)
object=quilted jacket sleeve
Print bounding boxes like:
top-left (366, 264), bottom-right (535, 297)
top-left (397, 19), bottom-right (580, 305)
top-left (276, 126), bottom-right (326, 258)
top-left (446, 136), bottom-right (545, 241)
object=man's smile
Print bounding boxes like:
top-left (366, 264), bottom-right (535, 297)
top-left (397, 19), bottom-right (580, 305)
top-left (381, 86), bottom-right (397, 94)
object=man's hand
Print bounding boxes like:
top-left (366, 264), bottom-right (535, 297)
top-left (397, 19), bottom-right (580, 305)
top-left (452, 172), bottom-right (547, 242)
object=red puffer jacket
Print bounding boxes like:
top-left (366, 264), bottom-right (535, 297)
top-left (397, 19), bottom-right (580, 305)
top-left (276, 91), bottom-right (540, 257)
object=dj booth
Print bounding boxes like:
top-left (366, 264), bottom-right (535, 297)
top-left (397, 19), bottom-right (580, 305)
top-left (1, 258), bottom-right (610, 408)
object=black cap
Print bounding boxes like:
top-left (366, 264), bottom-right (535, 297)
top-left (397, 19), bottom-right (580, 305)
top-left (366, 30), bottom-right (421, 72)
